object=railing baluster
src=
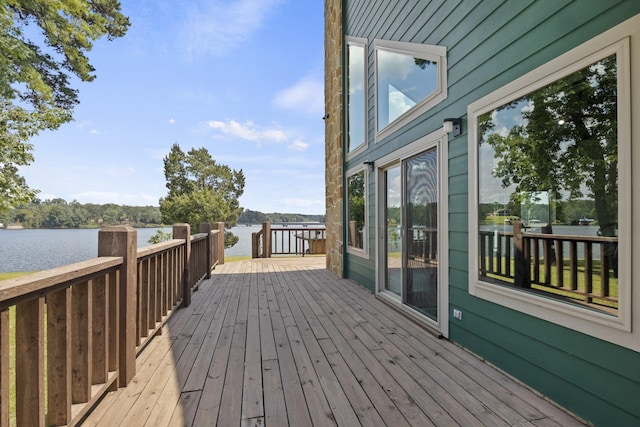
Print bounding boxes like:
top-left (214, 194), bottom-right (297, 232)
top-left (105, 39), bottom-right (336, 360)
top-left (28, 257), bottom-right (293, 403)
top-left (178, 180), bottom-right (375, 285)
top-left (600, 242), bottom-right (609, 298)
top-left (108, 270), bottom-right (119, 376)
top-left (149, 256), bottom-right (157, 328)
top-left (140, 258), bottom-right (150, 339)
top-left (496, 234), bottom-right (503, 275)
top-left (488, 233), bottom-right (494, 274)
top-left (157, 254), bottom-right (164, 323)
top-left (584, 241), bottom-right (593, 303)
top-left (543, 237), bottom-right (552, 285)
top-left (555, 239), bottom-right (564, 288)
top-left (532, 237), bottom-right (540, 284)
top-left (570, 241), bottom-right (578, 290)
top-left (72, 279), bottom-right (93, 404)
top-left (0, 309), bottom-right (8, 426)
top-left (505, 234), bottom-right (511, 278)
top-left (16, 297), bottom-right (45, 425)
top-left (93, 275), bottom-right (108, 385)
top-left (479, 234), bottom-right (487, 275)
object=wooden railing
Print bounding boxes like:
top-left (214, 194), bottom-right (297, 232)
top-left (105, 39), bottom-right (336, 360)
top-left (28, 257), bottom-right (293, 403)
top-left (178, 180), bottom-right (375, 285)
top-left (0, 221), bottom-right (224, 426)
top-left (252, 221), bottom-right (326, 258)
top-left (479, 221), bottom-right (618, 311)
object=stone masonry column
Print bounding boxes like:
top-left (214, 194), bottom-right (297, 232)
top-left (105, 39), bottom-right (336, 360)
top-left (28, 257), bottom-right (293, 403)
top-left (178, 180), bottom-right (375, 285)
top-left (324, 0), bottom-right (344, 276)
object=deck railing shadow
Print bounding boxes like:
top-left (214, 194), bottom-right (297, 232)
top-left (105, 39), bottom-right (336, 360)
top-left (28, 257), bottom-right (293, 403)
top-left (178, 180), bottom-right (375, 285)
top-left (0, 221), bottom-right (224, 426)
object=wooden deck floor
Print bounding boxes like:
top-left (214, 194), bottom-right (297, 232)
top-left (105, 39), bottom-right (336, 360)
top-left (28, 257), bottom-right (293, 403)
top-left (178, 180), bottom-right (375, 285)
top-left (83, 257), bottom-right (584, 427)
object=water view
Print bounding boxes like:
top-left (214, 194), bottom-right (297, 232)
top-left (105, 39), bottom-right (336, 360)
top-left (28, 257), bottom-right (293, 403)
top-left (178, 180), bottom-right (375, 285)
top-left (0, 225), bottom-right (262, 273)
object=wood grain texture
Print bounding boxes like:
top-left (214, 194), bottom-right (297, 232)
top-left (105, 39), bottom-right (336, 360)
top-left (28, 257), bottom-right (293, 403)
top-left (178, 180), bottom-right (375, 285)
top-left (82, 257), bottom-right (585, 426)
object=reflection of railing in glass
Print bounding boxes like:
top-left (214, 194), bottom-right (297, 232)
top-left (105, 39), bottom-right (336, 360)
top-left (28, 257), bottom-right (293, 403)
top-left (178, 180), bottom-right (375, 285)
top-left (479, 223), bottom-right (618, 314)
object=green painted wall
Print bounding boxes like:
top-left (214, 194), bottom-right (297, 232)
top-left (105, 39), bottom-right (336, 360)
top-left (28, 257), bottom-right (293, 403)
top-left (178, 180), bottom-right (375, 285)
top-left (342, 0), bottom-right (640, 425)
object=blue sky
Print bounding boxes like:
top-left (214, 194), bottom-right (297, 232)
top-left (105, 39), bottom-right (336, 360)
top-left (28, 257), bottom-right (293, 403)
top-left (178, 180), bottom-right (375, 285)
top-left (23, 0), bottom-right (326, 215)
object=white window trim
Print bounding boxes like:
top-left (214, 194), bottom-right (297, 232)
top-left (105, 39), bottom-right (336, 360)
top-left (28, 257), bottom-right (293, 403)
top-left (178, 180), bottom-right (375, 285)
top-left (374, 127), bottom-right (450, 337)
top-left (468, 15), bottom-right (640, 351)
top-left (346, 165), bottom-right (369, 258)
top-left (373, 39), bottom-right (447, 143)
top-left (346, 36), bottom-right (368, 159)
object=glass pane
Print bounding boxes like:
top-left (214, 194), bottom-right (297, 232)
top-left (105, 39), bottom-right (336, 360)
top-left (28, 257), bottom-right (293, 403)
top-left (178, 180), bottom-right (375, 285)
top-left (477, 54), bottom-right (618, 314)
top-left (377, 49), bottom-right (438, 130)
top-left (347, 170), bottom-right (365, 249)
top-left (385, 165), bottom-right (402, 296)
top-left (348, 44), bottom-right (366, 151)
top-left (405, 149), bottom-right (438, 320)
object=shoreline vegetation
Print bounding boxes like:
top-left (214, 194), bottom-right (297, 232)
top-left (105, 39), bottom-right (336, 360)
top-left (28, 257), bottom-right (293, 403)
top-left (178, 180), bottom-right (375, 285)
top-left (0, 200), bottom-right (325, 230)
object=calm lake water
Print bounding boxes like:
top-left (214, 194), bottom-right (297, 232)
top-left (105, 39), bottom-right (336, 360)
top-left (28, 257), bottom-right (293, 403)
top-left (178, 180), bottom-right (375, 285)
top-left (0, 225), bottom-right (261, 273)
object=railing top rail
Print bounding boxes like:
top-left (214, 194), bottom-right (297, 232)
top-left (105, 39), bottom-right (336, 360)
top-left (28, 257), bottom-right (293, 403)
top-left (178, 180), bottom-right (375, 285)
top-left (137, 239), bottom-right (184, 260)
top-left (272, 227), bottom-right (326, 231)
top-left (480, 229), bottom-right (618, 243)
top-left (190, 232), bottom-right (208, 242)
top-left (0, 256), bottom-right (122, 309)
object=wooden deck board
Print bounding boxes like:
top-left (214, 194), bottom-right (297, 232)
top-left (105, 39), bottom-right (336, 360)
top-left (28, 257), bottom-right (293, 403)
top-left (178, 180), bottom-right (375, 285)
top-left (83, 257), bottom-right (585, 427)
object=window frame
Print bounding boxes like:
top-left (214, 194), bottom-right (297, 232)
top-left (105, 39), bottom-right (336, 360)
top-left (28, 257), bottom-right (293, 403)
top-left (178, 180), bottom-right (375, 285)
top-left (373, 39), bottom-right (447, 142)
top-left (346, 165), bottom-right (368, 258)
top-left (345, 36), bottom-right (368, 159)
top-left (467, 25), bottom-right (638, 350)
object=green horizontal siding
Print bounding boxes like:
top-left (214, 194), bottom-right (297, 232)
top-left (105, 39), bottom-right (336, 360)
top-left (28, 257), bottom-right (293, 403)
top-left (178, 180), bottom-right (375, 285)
top-left (343, 0), bottom-right (640, 424)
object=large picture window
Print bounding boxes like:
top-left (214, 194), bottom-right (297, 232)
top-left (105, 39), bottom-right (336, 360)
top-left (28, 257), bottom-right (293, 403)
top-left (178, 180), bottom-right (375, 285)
top-left (468, 33), bottom-right (636, 350)
top-left (374, 40), bottom-right (446, 141)
top-left (347, 168), bottom-right (367, 255)
top-left (346, 37), bottom-right (367, 154)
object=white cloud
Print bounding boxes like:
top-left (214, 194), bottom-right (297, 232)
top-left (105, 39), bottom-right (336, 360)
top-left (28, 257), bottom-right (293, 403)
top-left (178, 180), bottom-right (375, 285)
top-left (90, 129), bottom-right (100, 135)
top-left (181, 0), bottom-right (281, 57)
top-left (207, 120), bottom-right (287, 143)
top-left (288, 139), bottom-right (309, 152)
top-left (169, 118), bottom-right (176, 124)
top-left (274, 76), bottom-right (324, 115)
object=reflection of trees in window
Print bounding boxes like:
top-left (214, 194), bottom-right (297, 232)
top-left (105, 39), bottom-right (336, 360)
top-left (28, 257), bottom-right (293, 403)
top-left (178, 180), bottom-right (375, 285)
top-left (479, 54), bottom-right (617, 238)
top-left (347, 171), bottom-right (365, 249)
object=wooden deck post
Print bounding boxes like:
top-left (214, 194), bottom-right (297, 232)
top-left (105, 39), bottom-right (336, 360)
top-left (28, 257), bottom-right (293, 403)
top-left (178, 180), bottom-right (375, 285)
top-left (200, 222), bottom-right (212, 278)
top-left (216, 221), bottom-right (225, 265)
top-left (174, 224), bottom-right (191, 307)
top-left (98, 225), bottom-right (137, 387)
top-left (263, 221), bottom-right (271, 258)
top-left (513, 221), bottom-right (531, 288)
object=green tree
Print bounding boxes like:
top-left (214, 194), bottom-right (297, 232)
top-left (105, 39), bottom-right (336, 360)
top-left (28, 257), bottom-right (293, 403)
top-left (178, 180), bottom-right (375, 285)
top-left (0, 0), bottom-right (129, 213)
top-left (483, 54), bottom-right (618, 237)
top-left (159, 143), bottom-right (245, 248)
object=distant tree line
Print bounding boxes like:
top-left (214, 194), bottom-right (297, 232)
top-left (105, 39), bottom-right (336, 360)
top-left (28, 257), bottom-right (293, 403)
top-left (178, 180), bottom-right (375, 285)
top-left (479, 199), bottom-right (597, 225)
top-left (238, 209), bottom-right (325, 224)
top-left (0, 199), bottom-right (161, 229)
top-left (0, 199), bottom-right (325, 231)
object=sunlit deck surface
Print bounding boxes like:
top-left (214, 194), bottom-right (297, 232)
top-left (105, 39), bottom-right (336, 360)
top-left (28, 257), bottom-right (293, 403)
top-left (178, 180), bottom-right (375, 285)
top-left (83, 257), bottom-right (584, 426)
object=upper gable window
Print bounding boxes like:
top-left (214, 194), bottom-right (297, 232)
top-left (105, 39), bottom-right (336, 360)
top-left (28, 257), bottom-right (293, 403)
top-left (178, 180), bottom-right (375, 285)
top-left (346, 37), bottom-right (367, 154)
top-left (374, 40), bottom-right (447, 141)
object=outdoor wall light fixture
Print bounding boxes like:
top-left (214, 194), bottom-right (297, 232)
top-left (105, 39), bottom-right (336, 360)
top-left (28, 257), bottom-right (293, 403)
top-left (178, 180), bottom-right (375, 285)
top-left (363, 160), bottom-right (374, 172)
top-left (443, 118), bottom-right (462, 137)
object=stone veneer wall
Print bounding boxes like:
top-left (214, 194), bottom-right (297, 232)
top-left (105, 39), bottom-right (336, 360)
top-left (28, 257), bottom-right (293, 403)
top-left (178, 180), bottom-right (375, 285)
top-left (324, 0), bottom-right (343, 276)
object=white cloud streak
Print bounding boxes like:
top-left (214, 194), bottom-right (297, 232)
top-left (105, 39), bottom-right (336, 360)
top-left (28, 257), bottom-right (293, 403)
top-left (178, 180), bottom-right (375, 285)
top-left (274, 76), bottom-right (324, 115)
top-left (181, 0), bottom-right (281, 57)
top-left (288, 139), bottom-right (309, 152)
top-left (207, 119), bottom-right (287, 143)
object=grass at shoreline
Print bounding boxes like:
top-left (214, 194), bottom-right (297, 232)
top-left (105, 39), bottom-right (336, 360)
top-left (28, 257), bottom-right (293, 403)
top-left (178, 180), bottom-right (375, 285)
top-left (0, 272), bottom-right (33, 281)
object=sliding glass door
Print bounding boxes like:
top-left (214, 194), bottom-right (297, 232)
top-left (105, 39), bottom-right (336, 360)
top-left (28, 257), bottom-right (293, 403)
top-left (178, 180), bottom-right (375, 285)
top-left (404, 149), bottom-right (439, 321)
top-left (381, 146), bottom-right (441, 323)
